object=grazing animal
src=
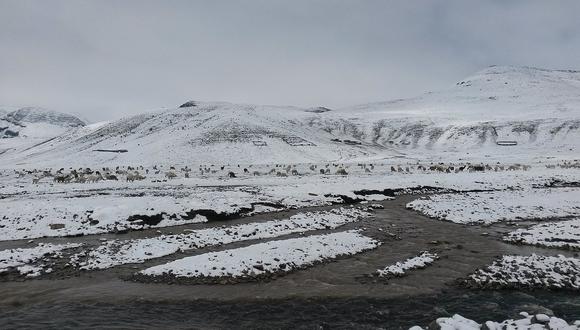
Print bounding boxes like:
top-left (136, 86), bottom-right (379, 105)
top-left (132, 172), bottom-right (146, 181)
top-left (86, 174), bottom-right (101, 183)
top-left (54, 175), bottom-right (71, 183)
top-left (228, 171), bottom-right (236, 178)
top-left (165, 171), bottom-right (177, 179)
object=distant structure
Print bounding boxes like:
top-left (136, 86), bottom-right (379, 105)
top-left (496, 140), bottom-right (518, 146)
top-left (304, 107), bottom-right (332, 113)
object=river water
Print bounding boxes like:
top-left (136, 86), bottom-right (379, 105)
top-left (1, 290), bottom-right (579, 329)
top-left (1, 196), bottom-right (578, 329)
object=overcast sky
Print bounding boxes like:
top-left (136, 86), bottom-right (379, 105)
top-left (1, 0), bottom-right (580, 122)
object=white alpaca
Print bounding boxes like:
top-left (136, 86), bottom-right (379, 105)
top-left (165, 171), bottom-right (177, 179)
top-left (127, 171), bottom-right (145, 182)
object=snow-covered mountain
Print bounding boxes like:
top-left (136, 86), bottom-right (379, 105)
top-left (1, 66), bottom-right (579, 167)
top-left (1, 102), bottom-right (385, 166)
top-left (306, 66), bottom-right (580, 152)
top-left (0, 107), bottom-right (85, 138)
top-left (4, 107), bottom-right (85, 128)
top-left (0, 107), bottom-right (86, 157)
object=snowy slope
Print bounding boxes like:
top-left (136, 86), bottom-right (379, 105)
top-left (2, 66), bottom-right (580, 167)
top-left (2, 102), bottom-right (385, 166)
top-left (0, 107), bottom-right (86, 158)
top-left (308, 66), bottom-right (580, 151)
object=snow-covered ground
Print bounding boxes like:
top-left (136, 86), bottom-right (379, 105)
top-left (412, 312), bottom-right (580, 330)
top-left (72, 208), bottom-right (370, 270)
top-left (465, 254), bottom-right (580, 290)
top-left (505, 219), bottom-right (580, 250)
top-left (407, 188), bottom-right (580, 224)
top-left (139, 230), bottom-right (379, 282)
top-left (0, 243), bottom-right (82, 277)
top-left (1, 164), bottom-right (578, 240)
top-left (376, 251), bottom-right (438, 278)
top-left (0, 194), bottom-right (211, 241)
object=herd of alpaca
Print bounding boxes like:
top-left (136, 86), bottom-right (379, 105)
top-left (35, 166), bottom-right (147, 184)
top-left (545, 160), bottom-right (580, 169)
top-left (389, 163), bottom-right (532, 174)
top-left (10, 160), bottom-right (577, 185)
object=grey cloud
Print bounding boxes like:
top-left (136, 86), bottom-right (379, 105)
top-left (1, 0), bottom-right (579, 121)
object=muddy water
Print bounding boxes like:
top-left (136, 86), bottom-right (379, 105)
top-left (1, 196), bottom-right (579, 329)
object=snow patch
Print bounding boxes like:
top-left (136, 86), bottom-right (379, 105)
top-left (465, 254), bottom-right (580, 290)
top-left (73, 208), bottom-right (370, 270)
top-left (413, 312), bottom-right (580, 330)
top-left (0, 243), bottom-right (82, 277)
top-left (376, 251), bottom-right (439, 278)
top-left (138, 230), bottom-right (379, 281)
top-left (505, 218), bottom-right (580, 250)
top-left (407, 188), bottom-right (580, 224)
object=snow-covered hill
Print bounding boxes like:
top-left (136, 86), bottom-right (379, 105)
top-left (305, 66), bottom-right (580, 151)
top-left (5, 107), bottom-right (85, 127)
top-left (0, 107), bottom-right (86, 157)
top-left (307, 66), bottom-right (580, 152)
top-left (1, 66), bottom-right (579, 167)
top-left (1, 102), bottom-right (386, 166)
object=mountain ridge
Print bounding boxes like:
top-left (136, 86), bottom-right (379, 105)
top-left (2, 66), bottom-right (579, 166)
